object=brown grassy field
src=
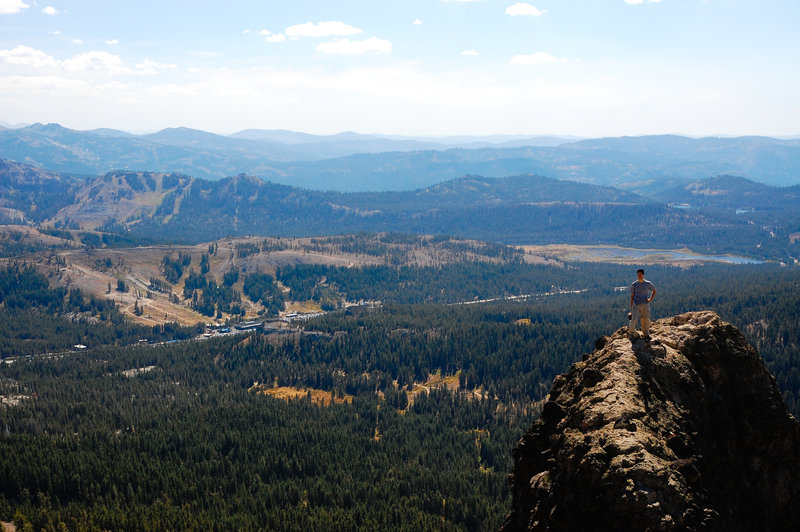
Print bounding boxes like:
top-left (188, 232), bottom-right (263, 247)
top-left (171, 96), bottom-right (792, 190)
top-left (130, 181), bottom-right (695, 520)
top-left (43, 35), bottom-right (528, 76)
top-left (405, 371), bottom-right (486, 408)
top-left (517, 244), bottom-right (743, 265)
top-left (252, 385), bottom-right (354, 406)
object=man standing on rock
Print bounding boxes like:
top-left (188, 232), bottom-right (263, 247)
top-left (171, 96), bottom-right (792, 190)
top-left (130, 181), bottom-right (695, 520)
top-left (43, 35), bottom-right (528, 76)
top-left (629, 268), bottom-right (656, 340)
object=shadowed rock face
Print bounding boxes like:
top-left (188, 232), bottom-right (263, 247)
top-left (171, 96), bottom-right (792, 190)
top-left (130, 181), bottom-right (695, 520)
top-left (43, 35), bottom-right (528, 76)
top-left (502, 311), bottom-right (800, 532)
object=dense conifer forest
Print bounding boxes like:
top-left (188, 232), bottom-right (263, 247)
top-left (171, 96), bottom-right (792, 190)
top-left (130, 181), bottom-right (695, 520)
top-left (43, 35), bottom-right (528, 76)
top-left (1, 261), bottom-right (799, 531)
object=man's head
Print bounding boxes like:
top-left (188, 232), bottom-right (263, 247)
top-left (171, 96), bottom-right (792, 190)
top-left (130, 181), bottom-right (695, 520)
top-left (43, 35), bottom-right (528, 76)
top-left (637, 269), bottom-right (645, 280)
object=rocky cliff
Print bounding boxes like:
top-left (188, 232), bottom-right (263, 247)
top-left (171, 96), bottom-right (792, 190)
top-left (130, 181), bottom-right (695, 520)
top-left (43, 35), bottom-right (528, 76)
top-left (502, 311), bottom-right (800, 532)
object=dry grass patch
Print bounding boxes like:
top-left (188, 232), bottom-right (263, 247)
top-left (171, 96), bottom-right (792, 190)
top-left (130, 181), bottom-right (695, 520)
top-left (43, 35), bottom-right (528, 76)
top-left (254, 385), bottom-right (353, 407)
top-left (405, 371), bottom-right (483, 408)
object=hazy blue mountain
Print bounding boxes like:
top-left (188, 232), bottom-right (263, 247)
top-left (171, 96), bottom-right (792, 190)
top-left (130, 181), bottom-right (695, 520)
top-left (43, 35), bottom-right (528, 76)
top-left (230, 129), bottom-right (577, 150)
top-left (3, 124), bottom-right (800, 192)
top-left (231, 129), bottom-right (421, 145)
top-left (401, 134), bottom-right (580, 148)
top-left (143, 126), bottom-right (277, 152)
top-left (0, 123), bottom-right (286, 178)
top-left (230, 129), bottom-right (448, 158)
top-left (230, 129), bottom-right (332, 144)
top-left (564, 135), bottom-right (800, 187)
top-left (330, 174), bottom-right (648, 213)
top-left (258, 146), bottom-right (674, 192)
top-left (86, 128), bottom-right (136, 137)
top-left (0, 121), bottom-right (28, 129)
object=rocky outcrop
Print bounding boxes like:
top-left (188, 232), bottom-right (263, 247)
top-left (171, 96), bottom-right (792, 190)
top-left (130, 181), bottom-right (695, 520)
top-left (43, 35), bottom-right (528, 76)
top-left (502, 311), bottom-right (800, 532)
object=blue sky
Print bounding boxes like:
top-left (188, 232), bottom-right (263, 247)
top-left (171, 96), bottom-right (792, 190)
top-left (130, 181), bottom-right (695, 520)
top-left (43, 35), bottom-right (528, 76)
top-left (1, 0), bottom-right (798, 137)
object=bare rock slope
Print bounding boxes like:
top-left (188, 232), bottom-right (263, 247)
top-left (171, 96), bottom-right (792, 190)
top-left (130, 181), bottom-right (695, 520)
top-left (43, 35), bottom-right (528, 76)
top-left (502, 311), bottom-right (800, 532)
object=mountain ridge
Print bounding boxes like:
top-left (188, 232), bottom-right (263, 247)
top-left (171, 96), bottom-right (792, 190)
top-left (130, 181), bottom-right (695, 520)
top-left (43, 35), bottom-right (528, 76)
top-left (3, 123), bottom-right (800, 191)
top-left (2, 158), bottom-right (799, 260)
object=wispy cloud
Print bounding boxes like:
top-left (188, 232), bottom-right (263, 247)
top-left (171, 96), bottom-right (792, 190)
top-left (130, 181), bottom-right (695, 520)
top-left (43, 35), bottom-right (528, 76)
top-left (509, 51), bottom-right (566, 65)
top-left (105, 39), bottom-right (120, 46)
top-left (413, 19), bottom-right (423, 25)
top-left (135, 59), bottom-right (178, 76)
top-left (462, 50), bottom-right (479, 56)
top-left (624, 0), bottom-right (662, 4)
top-left (260, 30), bottom-right (286, 43)
top-left (505, 3), bottom-right (547, 17)
top-left (0, 45), bottom-right (174, 75)
top-left (316, 38), bottom-right (391, 55)
top-left (62, 51), bottom-right (128, 73)
top-left (261, 21), bottom-right (363, 44)
top-left (0, 0), bottom-right (28, 15)
top-left (285, 21), bottom-right (362, 39)
top-left (42, 5), bottom-right (58, 15)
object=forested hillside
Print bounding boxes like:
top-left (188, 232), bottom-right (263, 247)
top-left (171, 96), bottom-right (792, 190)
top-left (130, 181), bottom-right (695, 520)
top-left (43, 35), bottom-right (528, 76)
top-left (2, 261), bottom-right (799, 531)
top-left (3, 160), bottom-right (800, 261)
top-left (0, 265), bottom-right (197, 357)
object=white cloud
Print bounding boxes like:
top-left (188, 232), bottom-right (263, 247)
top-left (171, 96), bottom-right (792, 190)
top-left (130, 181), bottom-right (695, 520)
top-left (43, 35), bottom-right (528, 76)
top-left (42, 6), bottom-right (58, 15)
top-left (505, 3), bottom-right (546, 17)
top-left (62, 52), bottom-right (174, 75)
top-left (316, 38), bottom-right (391, 55)
top-left (105, 39), bottom-right (120, 45)
top-left (0, 45), bottom-right (58, 67)
top-left (625, 0), bottom-right (662, 4)
top-left (0, 0), bottom-right (28, 15)
top-left (462, 49), bottom-right (479, 56)
top-left (413, 19), bottom-right (423, 25)
top-left (62, 51), bottom-right (126, 73)
top-left (285, 21), bottom-right (362, 39)
top-left (0, 45), bottom-right (175, 76)
top-left (72, 39), bottom-right (84, 44)
top-left (260, 30), bottom-right (286, 43)
top-left (509, 52), bottom-right (566, 65)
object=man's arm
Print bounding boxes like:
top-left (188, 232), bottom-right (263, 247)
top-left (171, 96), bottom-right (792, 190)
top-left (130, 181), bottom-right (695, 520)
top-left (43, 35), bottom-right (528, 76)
top-left (647, 287), bottom-right (656, 303)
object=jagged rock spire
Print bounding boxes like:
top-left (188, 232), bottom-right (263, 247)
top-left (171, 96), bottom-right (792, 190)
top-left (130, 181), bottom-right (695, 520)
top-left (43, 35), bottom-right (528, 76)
top-left (502, 311), bottom-right (800, 532)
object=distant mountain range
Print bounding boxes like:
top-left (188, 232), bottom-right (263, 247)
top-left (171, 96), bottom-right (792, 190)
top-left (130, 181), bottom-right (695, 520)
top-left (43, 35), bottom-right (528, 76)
top-left (2, 158), bottom-right (799, 260)
top-left (2, 123), bottom-right (800, 193)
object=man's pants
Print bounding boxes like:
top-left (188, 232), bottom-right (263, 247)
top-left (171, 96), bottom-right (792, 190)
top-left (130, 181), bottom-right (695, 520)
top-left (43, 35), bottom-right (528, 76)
top-left (629, 303), bottom-right (650, 336)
